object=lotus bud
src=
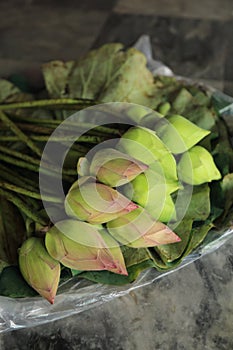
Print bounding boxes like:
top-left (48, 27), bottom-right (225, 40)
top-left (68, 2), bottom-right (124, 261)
top-left (89, 148), bottom-right (148, 187)
top-left (122, 162), bottom-right (178, 222)
top-left (178, 145), bottom-right (221, 185)
top-left (107, 207), bottom-right (180, 248)
top-left (45, 219), bottom-right (128, 275)
top-left (65, 176), bottom-right (138, 224)
top-left (158, 102), bottom-right (171, 116)
top-left (172, 88), bottom-right (193, 113)
top-left (139, 112), bottom-right (164, 129)
top-left (77, 157), bottom-right (90, 176)
top-left (155, 114), bottom-right (210, 154)
top-left (116, 126), bottom-right (178, 184)
top-left (157, 195), bottom-right (177, 222)
top-left (18, 237), bottom-right (60, 304)
top-left (125, 104), bottom-right (152, 123)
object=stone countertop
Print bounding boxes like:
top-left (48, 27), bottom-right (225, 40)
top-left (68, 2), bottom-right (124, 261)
top-left (0, 0), bottom-right (233, 349)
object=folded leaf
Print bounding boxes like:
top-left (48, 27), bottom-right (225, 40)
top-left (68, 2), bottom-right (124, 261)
top-left (154, 219), bottom-right (193, 264)
top-left (42, 44), bottom-right (157, 107)
top-left (183, 223), bottom-right (214, 257)
top-left (220, 173), bottom-right (233, 220)
top-left (0, 266), bottom-right (37, 298)
top-left (78, 260), bottom-right (154, 286)
top-left (177, 184), bottom-right (211, 221)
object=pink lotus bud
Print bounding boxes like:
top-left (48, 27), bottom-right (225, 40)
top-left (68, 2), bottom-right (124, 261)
top-left (45, 219), bottom-right (128, 275)
top-left (19, 237), bottom-right (60, 304)
top-left (107, 208), bottom-right (180, 248)
top-left (89, 148), bottom-right (148, 187)
top-left (65, 176), bottom-right (138, 224)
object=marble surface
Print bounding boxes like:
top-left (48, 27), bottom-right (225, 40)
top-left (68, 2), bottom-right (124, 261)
top-left (0, 0), bottom-right (233, 348)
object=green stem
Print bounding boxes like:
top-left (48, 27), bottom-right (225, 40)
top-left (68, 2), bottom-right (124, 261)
top-left (0, 123), bottom-right (53, 134)
top-left (10, 114), bottom-right (60, 125)
top-left (32, 134), bottom-right (107, 143)
top-left (0, 153), bottom-right (75, 180)
top-left (9, 114), bottom-right (121, 136)
top-left (1, 123), bottom-right (119, 138)
top-left (15, 123), bottom-right (53, 134)
top-left (0, 181), bottom-right (63, 203)
top-left (59, 124), bottom-right (121, 136)
top-left (0, 98), bottom-right (97, 110)
top-left (0, 111), bottom-right (42, 157)
top-left (0, 144), bottom-right (77, 175)
top-left (0, 144), bottom-right (39, 165)
top-left (0, 134), bottom-right (107, 143)
top-left (0, 188), bottom-right (47, 225)
top-left (0, 164), bottom-right (38, 192)
top-left (0, 152), bottom-right (39, 172)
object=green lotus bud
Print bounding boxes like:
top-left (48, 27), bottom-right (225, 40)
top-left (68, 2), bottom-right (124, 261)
top-left (158, 102), bottom-right (171, 116)
top-left (117, 126), bottom-right (178, 184)
top-left (155, 114), bottom-right (210, 154)
top-left (19, 237), bottom-right (60, 304)
top-left (122, 162), bottom-right (178, 222)
top-left (45, 220), bottom-right (127, 275)
top-left (178, 145), bottom-right (221, 185)
top-left (125, 104), bottom-right (152, 123)
top-left (172, 88), bottom-right (193, 114)
top-left (89, 148), bottom-right (148, 187)
top-left (107, 208), bottom-right (180, 248)
top-left (65, 176), bottom-right (138, 224)
top-left (157, 195), bottom-right (176, 222)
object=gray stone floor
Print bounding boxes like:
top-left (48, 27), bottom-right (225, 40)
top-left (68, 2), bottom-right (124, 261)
top-left (0, 0), bottom-right (233, 349)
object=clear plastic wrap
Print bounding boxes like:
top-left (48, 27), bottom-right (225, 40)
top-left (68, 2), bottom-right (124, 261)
top-left (0, 35), bottom-right (233, 333)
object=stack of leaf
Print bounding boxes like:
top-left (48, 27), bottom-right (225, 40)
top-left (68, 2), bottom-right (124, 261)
top-left (0, 43), bottom-right (232, 302)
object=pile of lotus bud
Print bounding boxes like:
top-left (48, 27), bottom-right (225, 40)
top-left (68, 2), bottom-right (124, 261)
top-left (19, 111), bottom-right (221, 304)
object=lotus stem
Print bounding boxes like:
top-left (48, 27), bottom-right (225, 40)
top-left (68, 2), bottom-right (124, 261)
top-left (0, 153), bottom-right (75, 181)
top-left (0, 164), bottom-right (38, 192)
top-left (0, 134), bottom-right (107, 143)
top-left (0, 98), bottom-right (97, 110)
top-left (0, 111), bottom-right (42, 157)
top-left (0, 188), bottom-right (47, 225)
top-left (0, 181), bottom-right (63, 203)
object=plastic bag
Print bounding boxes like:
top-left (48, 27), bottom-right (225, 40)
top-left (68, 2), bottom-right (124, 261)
top-left (0, 35), bottom-right (233, 334)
